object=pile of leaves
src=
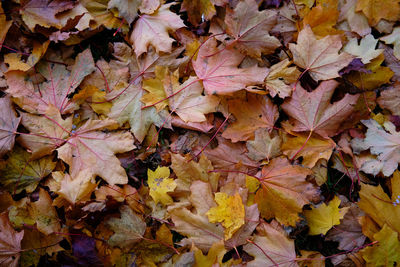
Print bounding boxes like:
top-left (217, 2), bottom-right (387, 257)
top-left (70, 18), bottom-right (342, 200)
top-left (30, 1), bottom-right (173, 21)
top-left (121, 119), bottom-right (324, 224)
top-left (1, 0), bottom-right (400, 266)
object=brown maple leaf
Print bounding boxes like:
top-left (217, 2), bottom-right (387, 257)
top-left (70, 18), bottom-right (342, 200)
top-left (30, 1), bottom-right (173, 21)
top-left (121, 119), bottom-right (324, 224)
top-left (0, 96), bottom-right (20, 157)
top-left (282, 80), bottom-right (359, 138)
top-left (192, 39), bottom-right (268, 95)
top-left (289, 25), bottom-right (353, 81)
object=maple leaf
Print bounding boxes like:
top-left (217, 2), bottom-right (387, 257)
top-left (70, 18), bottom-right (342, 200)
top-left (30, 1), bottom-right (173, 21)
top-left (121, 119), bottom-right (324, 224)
top-left (265, 59), bottom-right (301, 98)
top-left (0, 3), bottom-right (11, 49)
top-left (338, 0), bottom-right (371, 37)
top-left (0, 211), bottom-right (24, 267)
top-left (381, 27), bottom-right (400, 60)
top-left (206, 192), bottom-right (245, 240)
top-left (165, 76), bottom-right (220, 123)
top-left (246, 128), bottom-right (281, 162)
top-left (302, 0), bottom-right (341, 37)
top-left (170, 153), bottom-right (219, 192)
top-left (203, 137), bottom-right (259, 171)
top-left (81, 0), bottom-right (129, 32)
top-left (51, 170), bottom-right (97, 204)
top-left (326, 203), bottom-right (366, 251)
top-left (20, 0), bottom-right (75, 31)
top-left (0, 96), bottom-right (20, 157)
top-left (282, 80), bottom-right (359, 138)
top-left (289, 25), bottom-right (353, 81)
top-left (141, 66), bottom-right (170, 111)
top-left (356, 0), bottom-right (400, 26)
top-left (130, 3), bottom-right (185, 56)
top-left (222, 94), bottom-right (278, 142)
top-left (304, 196), bottom-right (349, 235)
top-left (192, 39), bottom-right (268, 95)
top-left (147, 166), bottom-right (176, 205)
top-left (5, 49), bottom-right (95, 115)
top-left (108, 0), bottom-right (141, 24)
top-left (108, 83), bottom-right (164, 143)
top-left (281, 132), bottom-right (336, 168)
top-left (169, 181), bottom-right (224, 251)
top-left (343, 34), bottom-right (383, 64)
top-left (357, 171), bottom-right (400, 234)
top-left (378, 82), bottom-right (400, 116)
top-left (243, 221), bottom-right (297, 267)
top-left (224, 0), bottom-right (281, 58)
top-left (254, 157), bottom-right (319, 226)
top-left (193, 240), bottom-right (226, 267)
top-left (0, 146), bottom-right (56, 194)
top-left (346, 54), bottom-right (394, 90)
top-left (57, 118), bottom-right (135, 185)
top-left (106, 205), bottom-right (146, 250)
top-left (18, 105), bottom-right (73, 159)
top-left (351, 119), bottom-right (400, 177)
top-left (4, 41), bottom-right (49, 72)
top-left (181, 0), bottom-right (216, 26)
top-left (361, 224), bottom-right (400, 266)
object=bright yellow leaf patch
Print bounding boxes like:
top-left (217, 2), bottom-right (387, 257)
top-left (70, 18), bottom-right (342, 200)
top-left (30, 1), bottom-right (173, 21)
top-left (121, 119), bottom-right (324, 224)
top-left (148, 166), bottom-right (176, 205)
top-left (304, 196), bottom-right (348, 235)
top-left (206, 192), bottom-right (245, 240)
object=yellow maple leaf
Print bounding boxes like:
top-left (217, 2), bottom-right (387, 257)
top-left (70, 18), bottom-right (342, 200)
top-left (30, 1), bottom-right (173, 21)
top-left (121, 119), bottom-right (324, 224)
top-left (361, 224), bottom-right (400, 266)
top-left (346, 54), bottom-right (393, 90)
top-left (304, 196), bottom-right (349, 235)
top-left (356, 0), bottom-right (400, 26)
top-left (141, 66), bottom-right (169, 111)
top-left (147, 166), bottom-right (176, 205)
top-left (206, 192), bottom-right (245, 240)
top-left (193, 240), bottom-right (226, 267)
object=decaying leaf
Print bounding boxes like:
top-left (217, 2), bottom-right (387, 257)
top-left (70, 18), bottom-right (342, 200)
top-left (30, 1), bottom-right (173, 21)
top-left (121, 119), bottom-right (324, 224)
top-left (289, 25), bottom-right (353, 81)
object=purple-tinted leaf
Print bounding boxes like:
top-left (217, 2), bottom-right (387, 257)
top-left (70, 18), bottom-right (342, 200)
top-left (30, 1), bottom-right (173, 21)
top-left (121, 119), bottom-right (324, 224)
top-left (72, 236), bottom-right (103, 267)
top-left (340, 58), bottom-right (371, 75)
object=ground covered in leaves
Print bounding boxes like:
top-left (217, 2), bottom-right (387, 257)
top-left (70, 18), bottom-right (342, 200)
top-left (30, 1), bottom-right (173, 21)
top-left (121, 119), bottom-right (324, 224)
top-left (1, 0), bottom-right (400, 266)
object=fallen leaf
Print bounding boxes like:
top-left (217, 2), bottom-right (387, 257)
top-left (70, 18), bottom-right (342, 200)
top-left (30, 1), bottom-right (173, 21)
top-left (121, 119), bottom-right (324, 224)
top-left (357, 171), bottom-right (400, 234)
top-left (206, 192), bottom-right (245, 240)
top-left (0, 211), bottom-right (24, 267)
top-left (302, 0), bottom-right (341, 37)
top-left (5, 49), bottom-right (95, 115)
top-left (222, 94), bottom-right (278, 142)
top-left (343, 34), bottom-right (383, 64)
top-left (326, 203), bottom-right (366, 251)
top-left (304, 196), bottom-right (349, 235)
top-left (351, 119), bottom-right (400, 177)
top-left (108, 0), bottom-right (141, 24)
top-left (0, 96), bottom-right (20, 157)
top-left (193, 39), bottom-right (268, 95)
top-left (346, 53), bottom-right (394, 90)
top-left (361, 224), bottom-right (400, 266)
top-left (57, 118), bottom-right (135, 185)
top-left (381, 27), bottom-right (400, 61)
top-left (51, 170), bottom-right (97, 204)
top-left (281, 132), bottom-right (336, 168)
top-left (130, 3), bottom-right (185, 56)
top-left (147, 166), bottom-right (176, 205)
top-left (282, 80), bottom-right (359, 138)
top-left (378, 82), bottom-right (400, 116)
top-left (0, 146), bottom-right (56, 194)
top-left (356, 0), bottom-right (400, 26)
top-left (244, 221), bottom-right (297, 267)
top-left (224, 0), bottom-right (281, 58)
top-left (193, 240), bottom-right (226, 267)
top-left (246, 128), bottom-right (281, 162)
top-left (106, 205), bottom-right (146, 250)
top-left (182, 0), bottom-right (216, 26)
top-left (169, 181), bottom-right (224, 251)
top-left (265, 59), bottom-right (301, 98)
top-left (255, 157), bottom-right (319, 226)
top-left (289, 25), bottom-right (353, 81)
top-left (338, 0), bottom-right (371, 36)
top-left (20, 0), bottom-right (75, 31)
